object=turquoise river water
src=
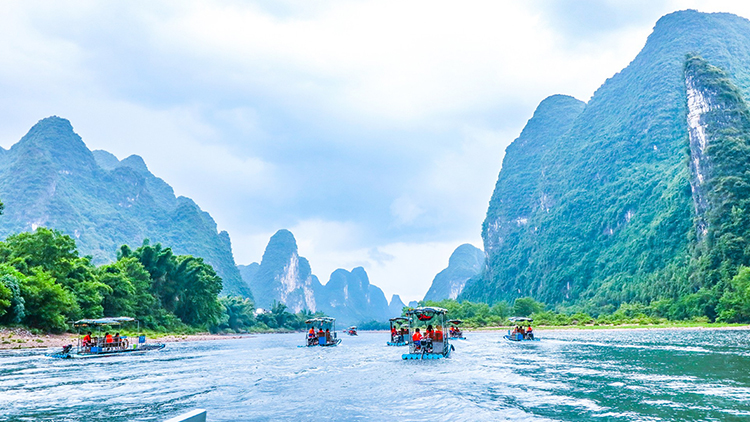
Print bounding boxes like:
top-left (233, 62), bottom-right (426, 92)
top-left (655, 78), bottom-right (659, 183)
top-left (2, 329), bottom-right (750, 421)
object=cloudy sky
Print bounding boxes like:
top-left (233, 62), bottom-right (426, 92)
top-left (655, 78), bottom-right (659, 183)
top-left (1, 0), bottom-right (750, 302)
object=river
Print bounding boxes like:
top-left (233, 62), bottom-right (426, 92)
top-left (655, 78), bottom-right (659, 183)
top-left (2, 328), bottom-right (750, 421)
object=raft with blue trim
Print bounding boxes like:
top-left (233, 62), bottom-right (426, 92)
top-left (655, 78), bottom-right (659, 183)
top-left (400, 307), bottom-right (453, 360)
top-left (504, 317), bottom-right (540, 342)
top-left (302, 317), bottom-right (341, 347)
top-left (386, 317), bottom-right (409, 347)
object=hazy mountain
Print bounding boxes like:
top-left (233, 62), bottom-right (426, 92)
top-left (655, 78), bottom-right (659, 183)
top-left (461, 10), bottom-right (750, 310)
top-left (248, 229), bottom-right (394, 324)
top-left (316, 266), bottom-right (391, 326)
top-left (388, 294), bottom-right (406, 317)
top-left (423, 244), bottom-right (485, 301)
top-left (0, 116), bottom-right (251, 298)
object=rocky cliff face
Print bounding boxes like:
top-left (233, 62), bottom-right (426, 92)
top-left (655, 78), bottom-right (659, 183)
top-left (0, 116), bottom-right (251, 297)
top-left (462, 11), bottom-right (750, 307)
top-left (249, 229), bottom-right (321, 312)
top-left (423, 244), bottom-right (485, 301)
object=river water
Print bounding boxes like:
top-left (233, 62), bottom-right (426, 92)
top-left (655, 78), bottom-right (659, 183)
top-left (2, 329), bottom-right (750, 421)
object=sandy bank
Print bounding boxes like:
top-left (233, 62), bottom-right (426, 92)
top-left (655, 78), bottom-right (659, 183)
top-left (0, 327), bottom-right (248, 351)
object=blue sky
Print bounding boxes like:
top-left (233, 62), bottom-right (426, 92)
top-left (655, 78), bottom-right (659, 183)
top-left (1, 0), bottom-right (748, 301)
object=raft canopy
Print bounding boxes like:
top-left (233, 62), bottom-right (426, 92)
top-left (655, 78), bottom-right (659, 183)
top-left (405, 306), bottom-right (448, 316)
top-left (305, 317), bottom-right (336, 324)
top-left (73, 317), bottom-right (136, 327)
top-left (389, 317), bottom-right (408, 322)
top-left (449, 319), bottom-right (463, 325)
top-left (509, 317), bottom-right (533, 323)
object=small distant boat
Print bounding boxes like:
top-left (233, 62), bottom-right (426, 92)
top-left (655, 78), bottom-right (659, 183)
top-left (345, 326), bottom-right (358, 336)
top-left (503, 317), bottom-right (539, 342)
top-left (448, 319), bottom-right (466, 340)
top-left (302, 317), bottom-right (342, 347)
top-left (386, 317), bottom-right (408, 346)
top-left (46, 317), bottom-right (165, 359)
top-left (402, 307), bottom-right (454, 360)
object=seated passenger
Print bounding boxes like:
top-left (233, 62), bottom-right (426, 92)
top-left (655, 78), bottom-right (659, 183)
top-left (325, 328), bottom-right (331, 343)
top-left (83, 331), bottom-right (92, 349)
top-left (114, 333), bottom-right (121, 349)
top-left (412, 328), bottom-right (422, 350)
top-left (317, 328), bottom-right (325, 338)
top-left (526, 325), bottom-right (533, 340)
top-left (434, 327), bottom-right (443, 341)
top-left (424, 324), bottom-right (434, 340)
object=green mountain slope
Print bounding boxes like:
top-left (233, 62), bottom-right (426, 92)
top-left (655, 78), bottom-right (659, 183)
top-left (0, 116), bottom-right (251, 298)
top-left (462, 10), bottom-right (750, 311)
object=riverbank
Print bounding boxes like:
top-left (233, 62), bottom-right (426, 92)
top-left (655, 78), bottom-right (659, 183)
top-left (473, 322), bottom-right (750, 332)
top-left (0, 327), bottom-right (248, 350)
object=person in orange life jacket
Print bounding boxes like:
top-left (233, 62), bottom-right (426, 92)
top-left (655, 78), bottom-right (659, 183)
top-left (391, 326), bottom-right (397, 341)
top-left (325, 328), bottom-right (331, 343)
top-left (434, 326), bottom-right (443, 341)
top-left (317, 328), bottom-right (325, 337)
top-left (526, 325), bottom-right (534, 340)
top-left (83, 332), bottom-right (92, 347)
top-left (412, 328), bottom-right (422, 349)
top-left (424, 324), bottom-right (434, 340)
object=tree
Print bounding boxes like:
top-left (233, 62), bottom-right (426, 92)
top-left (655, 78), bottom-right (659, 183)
top-left (717, 266), bottom-right (750, 322)
top-left (20, 269), bottom-right (77, 331)
top-left (512, 297), bottom-right (545, 317)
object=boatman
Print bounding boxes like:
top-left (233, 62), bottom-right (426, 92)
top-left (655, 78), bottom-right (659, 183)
top-left (412, 328), bottom-right (422, 350)
top-left (526, 325), bottom-right (533, 340)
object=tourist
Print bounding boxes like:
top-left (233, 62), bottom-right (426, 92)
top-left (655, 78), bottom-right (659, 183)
top-left (425, 324), bottom-right (434, 340)
top-left (113, 333), bottom-right (121, 349)
top-left (104, 332), bottom-right (113, 350)
top-left (325, 328), bottom-right (331, 343)
top-left (412, 328), bottom-right (422, 350)
top-left (526, 325), bottom-right (533, 340)
top-left (83, 331), bottom-right (92, 348)
top-left (434, 326), bottom-right (443, 342)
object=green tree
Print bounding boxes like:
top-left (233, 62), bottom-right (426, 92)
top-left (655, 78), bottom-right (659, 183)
top-left (717, 267), bottom-right (750, 322)
top-left (20, 269), bottom-right (77, 331)
top-left (512, 297), bottom-right (545, 317)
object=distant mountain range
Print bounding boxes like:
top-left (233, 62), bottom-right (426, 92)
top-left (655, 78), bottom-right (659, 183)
top-left (0, 116), bottom-right (251, 297)
top-left (241, 229), bottom-right (402, 325)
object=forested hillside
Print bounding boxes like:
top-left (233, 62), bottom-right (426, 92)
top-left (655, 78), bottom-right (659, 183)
top-left (462, 11), bottom-right (750, 320)
top-left (0, 117), bottom-right (250, 297)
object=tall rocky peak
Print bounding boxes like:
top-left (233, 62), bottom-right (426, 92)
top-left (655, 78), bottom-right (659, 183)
top-left (424, 244), bottom-right (485, 301)
top-left (250, 229), bottom-right (321, 312)
top-left (0, 116), bottom-right (251, 298)
top-left (388, 294), bottom-right (406, 317)
top-left (463, 10), bottom-right (750, 307)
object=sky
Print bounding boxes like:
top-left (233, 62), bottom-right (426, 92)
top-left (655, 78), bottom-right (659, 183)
top-left (2, 0), bottom-right (750, 302)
